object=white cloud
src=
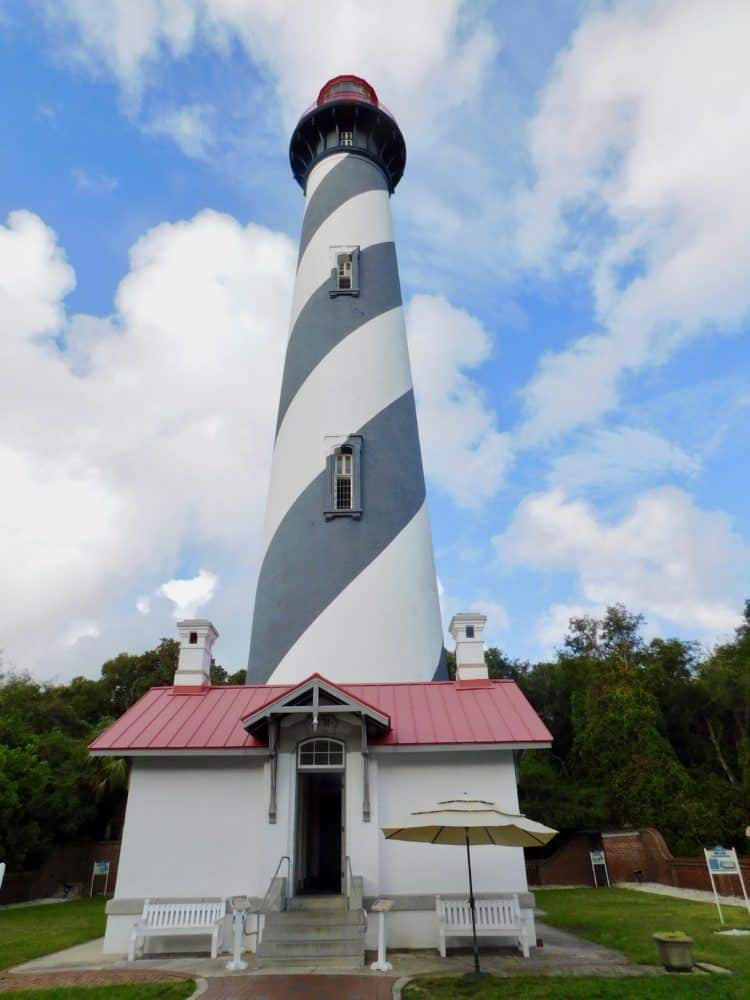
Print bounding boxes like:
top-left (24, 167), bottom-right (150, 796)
top-left (407, 294), bottom-right (512, 507)
top-left (63, 621), bottom-right (101, 647)
top-left (0, 210), bottom-right (74, 338)
top-left (158, 568), bottom-right (218, 618)
top-left (517, 0), bottom-right (750, 442)
top-left (548, 426), bottom-right (699, 493)
top-left (71, 167), bottom-right (119, 193)
top-left (437, 578), bottom-right (509, 650)
top-left (43, 1), bottom-right (497, 132)
top-left (147, 103), bottom-right (214, 158)
top-left (0, 207), bottom-right (295, 673)
top-left (496, 486), bottom-right (748, 637)
top-left (0, 206), bottom-right (511, 676)
top-left (41, 1), bottom-right (514, 292)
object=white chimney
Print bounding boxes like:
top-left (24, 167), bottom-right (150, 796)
top-left (449, 612), bottom-right (488, 682)
top-left (174, 619), bottom-right (219, 688)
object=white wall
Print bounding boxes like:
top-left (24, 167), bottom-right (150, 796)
top-left (104, 756), bottom-right (267, 953)
top-left (105, 739), bottom-right (534, 954)
top-left (376, 751), bottom-right (528, 896)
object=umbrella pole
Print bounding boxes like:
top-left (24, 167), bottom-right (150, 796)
top-left (465, 830), bottom-right (481, 976)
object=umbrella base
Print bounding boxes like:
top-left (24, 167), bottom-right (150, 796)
top-left (464, 971), bottom-right (491, 979)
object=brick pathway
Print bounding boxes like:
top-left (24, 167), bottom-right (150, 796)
top-left (0, 969), bottom-right (192, 993)
top-left (202, 976), bottom-right (396, 1000)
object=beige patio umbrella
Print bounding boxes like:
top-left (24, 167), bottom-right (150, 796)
top-left (382, 795), bottom-right (557, 976)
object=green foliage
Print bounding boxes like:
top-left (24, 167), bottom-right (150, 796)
top-left (516, 602), bottom-right (750, 853)
top-left (0, 634), bottom-right (247, 871)
top-left (0, 745), bottom-right (51, 869)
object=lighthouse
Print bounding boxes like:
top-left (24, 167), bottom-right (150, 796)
top-left (247, 76), bottom-right (446, 685)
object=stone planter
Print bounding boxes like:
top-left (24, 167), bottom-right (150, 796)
top-left (653, 932), bottom-right (694, 972)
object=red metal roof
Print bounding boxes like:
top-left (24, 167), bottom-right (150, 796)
top-left (89, 678), bottom-right (551, 754)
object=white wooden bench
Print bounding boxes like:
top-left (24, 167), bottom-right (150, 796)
top-left (128, 899), bottom-right (226, 961)
top-left (436, 894), bottom-right (530, 958)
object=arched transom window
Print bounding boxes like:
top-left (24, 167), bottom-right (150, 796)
top-left (297, 737), bottom-right (345, 770)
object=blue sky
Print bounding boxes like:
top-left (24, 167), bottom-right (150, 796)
top-left (1, 0), bottom-right (749, 680)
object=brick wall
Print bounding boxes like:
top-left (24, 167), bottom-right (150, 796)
top-left (526, 833), bottom-right (598, 887)
top-left (0, 841), bottom-right (120, 905)
top-left (527, 827), bottom-right (750, 898)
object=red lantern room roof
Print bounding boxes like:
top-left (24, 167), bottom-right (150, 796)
top-left (291, 76), bottom-right (405, 193)
top-left (316, 75), bottom-right (379, 108)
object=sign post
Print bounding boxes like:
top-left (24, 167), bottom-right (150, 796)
top-left (90, 860), bottom-right (110, 897)
top-left (704, 846), bottom-right (750, 924)
top-left (590, 849), bottom-right (610, 888)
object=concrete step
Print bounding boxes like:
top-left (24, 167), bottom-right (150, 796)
top-left (257, 937), bottom-right (364, 959)
top-left (265, 909), bottom-right (363, 929)
top-left (288, 894), bottom-right (347, 911)
top-left (261, 924), bottom-right (364, 943)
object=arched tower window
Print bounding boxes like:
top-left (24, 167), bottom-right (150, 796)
top-left (298, 737), bottom-right (346, 770)
top-left (324, 435), bottom-right (362, 520)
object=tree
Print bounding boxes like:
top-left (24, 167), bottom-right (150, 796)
top-left (0, 745), bottom-right (51, 869)
top-left (100, 639), bottom-right (179, 715)
top-left (698, 601), bottom-right (750, 799)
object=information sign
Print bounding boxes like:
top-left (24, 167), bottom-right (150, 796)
top-left (590, 849), bottom-right (610, 888)
top-left (90, 859), bottom-right (110, 896)
top-left (703, 846), bottom-right (749, 924)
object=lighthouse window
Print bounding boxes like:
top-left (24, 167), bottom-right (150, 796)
top-left (337, 253), bottom-right (352, 289)
top-left (330, 246), bottom-right (360, 297)
top-left (335, 448), bottom-right (353, 510)
top-left (324, 435), bottom-right (362, 519)
top-left (340, 130), bottom-right (353, 147)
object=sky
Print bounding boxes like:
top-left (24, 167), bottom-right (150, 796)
top-left (1, 0), bottom-right (749, 682)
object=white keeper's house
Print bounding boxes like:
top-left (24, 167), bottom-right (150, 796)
top-left (91, 74), bottom-right (552, 965)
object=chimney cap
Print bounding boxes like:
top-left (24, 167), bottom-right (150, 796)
top-left (449, 612), bottom-right (486, 637)
top-left (176, 618), bottom-right (219, 637)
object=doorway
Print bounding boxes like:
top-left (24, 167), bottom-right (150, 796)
top-left (295, 739), bottom-right (345, 895)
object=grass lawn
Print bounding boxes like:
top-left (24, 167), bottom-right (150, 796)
top-left (402, 976), bottom-right (745, 998)
top-left (403, 886), bottom-right (750, 999)
top-left (536, 886), bottom-right (750, 975)
top-left (0, 898), bottom-right (107, 971)
top-left (4, 985), bottom-right (194, 1000)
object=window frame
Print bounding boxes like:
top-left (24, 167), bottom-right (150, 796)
top-left (324, 435), bottom-right (362, 520)
top-left (297, 737), bottom-right (346, 771)
top-left (330, 245), bottom-right (360, 297)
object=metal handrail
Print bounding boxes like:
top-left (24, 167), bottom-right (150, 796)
top-left (262, 855), bottom-right (290, 911)
top-left (345, 854), bottom-right (353, 901)
top-left (345, 856), bottom-right (368, 929)
top-left (243, 855), bottom-right (291, 941)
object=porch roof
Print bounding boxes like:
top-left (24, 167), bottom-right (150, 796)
top-left (89, 675), bottom-right (552, 754)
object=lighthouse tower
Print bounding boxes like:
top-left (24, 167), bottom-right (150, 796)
top-left (247, 76), bottom-right (446, 685)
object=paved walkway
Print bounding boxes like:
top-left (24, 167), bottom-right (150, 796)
top-left (201, 976), bottom-right (395, 999)
top-left (9, 921), bottom-right (656, 987)
top-left (617, 881), bottom-right (750, 908)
